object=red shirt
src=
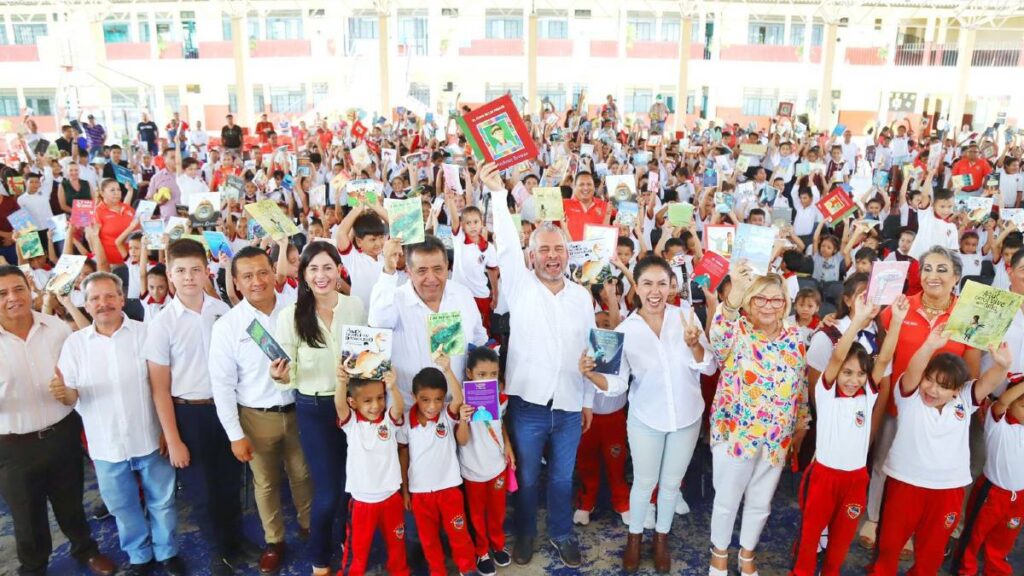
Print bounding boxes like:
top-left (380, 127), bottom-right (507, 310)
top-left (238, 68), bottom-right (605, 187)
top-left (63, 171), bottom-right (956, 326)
top-left (256, 121), bottom-right (275, 142)
top-left (563, 197), bottom-right (610, 241)
top-left (951, 158), bottom-right (993, 192)
top-left (95, 202), bottom-right (135, 266)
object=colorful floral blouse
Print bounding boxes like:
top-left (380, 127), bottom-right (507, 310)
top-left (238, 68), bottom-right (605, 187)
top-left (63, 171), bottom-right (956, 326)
top-left (709, 305), bottom-right (810, 467)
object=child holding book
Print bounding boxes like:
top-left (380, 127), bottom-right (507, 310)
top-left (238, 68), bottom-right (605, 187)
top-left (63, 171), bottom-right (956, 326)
top-left (446, 191), bottom-right (499, 336)
top-left (334, 367), bottom-right (409, 576)
top-left (458, 347), bottom-right (514, 576)
top-left (869, 325), bottom-right (1012, 575)
top-left (335, 202), bottom-right (391, 306)
top-left (791, 294), bottom-right (905, 576)
top-left (908, 168), bottom-right (959, 259)
top-left (399, 354), bottom-right (479, 576)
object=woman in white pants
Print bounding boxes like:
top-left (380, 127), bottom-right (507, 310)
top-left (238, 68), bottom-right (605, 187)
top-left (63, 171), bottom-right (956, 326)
top-left (586, 256), bottom-right (717, 573)
top-left (706, 262), bottom-right (810, 576)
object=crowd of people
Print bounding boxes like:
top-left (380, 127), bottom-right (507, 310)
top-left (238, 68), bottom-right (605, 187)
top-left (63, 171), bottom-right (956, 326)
top-left (0, 94), bottom-right (1022, 576)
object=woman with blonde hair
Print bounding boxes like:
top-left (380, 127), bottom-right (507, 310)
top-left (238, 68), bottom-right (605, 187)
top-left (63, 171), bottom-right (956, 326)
top-left (706, 261), bottom-right (810, 576)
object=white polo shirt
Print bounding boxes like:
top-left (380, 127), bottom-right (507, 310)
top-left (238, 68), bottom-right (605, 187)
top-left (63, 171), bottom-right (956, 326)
top-left (909, 206), bottom-right (959, 260)
top-left (340, 244), bottom-right (384, 307)
top-left (339, 410), bottom-right (404, 502)
top-left (398, 405), bottom-right (463, 493)
top-left (983, 409), bottom-right (1024, 492)
top-left (814, 376), bottom-right (878, 471)
top-left (883, 379), bottom-right (978, 489)
top-left (452, 227), bottom-right (498, 299)
top-left (143, 295), bottom-right (231, 400)
top-left (458, 396), bottom-right (508, 482)
top-left (0, 312), bottom-right (73, 434)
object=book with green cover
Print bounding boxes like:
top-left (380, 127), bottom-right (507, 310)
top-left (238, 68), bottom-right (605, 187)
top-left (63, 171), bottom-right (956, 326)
top-left (17, 231), bottom-right (44, 259)
top-left (533, 187), bottom-right (564, 221)
top-left (384, 197), bottom-right (425, 245)
top-left (946, 281), bottom-right (1024, 350)
top-left (427, 311), bottom-right (466, 356)
top-left (244, 200), bottom-right (300, 241)
top-left (667, 203), bottom-right (694, 227)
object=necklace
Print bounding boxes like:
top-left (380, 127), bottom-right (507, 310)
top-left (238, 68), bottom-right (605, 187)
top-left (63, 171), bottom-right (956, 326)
top-left (920, 296), bottom-right (951, 315)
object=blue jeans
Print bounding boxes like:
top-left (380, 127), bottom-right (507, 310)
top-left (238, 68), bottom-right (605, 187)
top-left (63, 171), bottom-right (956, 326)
top-left (626, 414), bottom-right (701, 534)
top-left (508, 396), bottom-right (582, 542)
top-left (295, 393), bottom-right (349, 569)
top-left (93, 450), bottom-right (178, 565)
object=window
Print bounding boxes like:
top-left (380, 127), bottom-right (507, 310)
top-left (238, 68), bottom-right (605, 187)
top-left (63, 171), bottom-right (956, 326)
top-left (253, 85), bottom-right (265, 114)
top-left (348, 15), bottom-right (378, 40)
top-left (137, 15), bottom-right (150, 42)
top-left (270, 85), bottom-right (306, 114)
top-left (628, 14), bottom-right (656, 42)
top-left (486, 11), bottom-right (523, 40)
top-left (397, 12), bottom-right (428, 56)
top-left (748, 21), bottom-right (784, 45)
top-left (538, 18), bottom-right (568, 39)
top-left (248, 19), bottom-right (260, 40)
top-left (625, 88), bottom-right (653, 114)
top-left (312, 82), bottom-right (328, 107)
top-left (661, 18), bottom-right (680, 42)
top-left (742, 88), bottom-right (779, 116)
top-left (112, 91), bottom-right (143, 130)
top-left (0, 91), bottom-right (19, 116)
top-left (790, 22), bottom-right (824, 46)
top-left (0, 18), bottom-right (7, 45)
top-left (222, 15), bottom-right (232, 40)
top-left (228, 86), bottom-right (238, 114)
top-left (103, 22), bottom-right (131, 43)
top-left (156, 21), bottom-right (174, 43)
top-left (14, 24), bottom-right (48, 45)
top-left (806, 90), bottom-right (819, 113)
top-left (538, 84), bottom-right (566, 111)
top-left (25, 92), bottom-right (53, 116)
top-left (485, 83), bottom-right (523, 103)
top-left (408, 83), bottom-right (430, 107)
top-left (266, 10), bottom-right (303, 40)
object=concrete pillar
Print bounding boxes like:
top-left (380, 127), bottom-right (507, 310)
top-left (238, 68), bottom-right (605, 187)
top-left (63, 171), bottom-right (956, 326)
top-left (674, 15), bottom-right (692, 132)
top-left (378, 11), bottom-right (390, 119)
top-left (948, 27), bottom-right (977, 131)
top-left (527, 12), bottom-right (538, 117)
top-left (817, 22), bottom-right (838, 130)
top-left (923, 16), bottom-right (936, 66)
top-left (803, 16), bottom-right (813, 64)
top-left (89, 19), bottom-right (113, 125)
top-left (148, 12), bottom-right (158, 59)
top-left (230, 15), bottom-right (252, 128)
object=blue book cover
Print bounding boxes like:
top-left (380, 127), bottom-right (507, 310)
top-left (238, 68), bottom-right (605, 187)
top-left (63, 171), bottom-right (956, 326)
top-left (587, 328), bottom-right (625, 375)
top-left (7, 209), bottom-right (36, 233)
top-left (112, 163), bottom-right (136, 189)
top-left (731, 223), bottom-right (778, 276)
top-left (203, 231), bottom-right (234, 258)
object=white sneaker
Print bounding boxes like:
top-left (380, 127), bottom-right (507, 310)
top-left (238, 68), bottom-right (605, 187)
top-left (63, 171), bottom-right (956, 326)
top-left (573, 508), bottom-right (591, 526)
top-left (643, 505), bottom-right (656, 529)
top-left (675, 491), bottom-right (690, 515)
top-left (620, 510), bottom-right (630, 525)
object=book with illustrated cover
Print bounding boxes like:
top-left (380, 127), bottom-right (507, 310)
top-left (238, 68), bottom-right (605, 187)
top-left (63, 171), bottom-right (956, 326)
top-left (188, 192), bottom-right (221, 228)
top-left (427, 311), bottom-right (466, 356)
top-left (142, 220), bottom-right (166, 250)
top-left (308, 185), bottom-right (327, 207)
top-left (166, 217), bottom-right (190, 241)
top-left (381, 148), bottom-right (398, 168)
top-left (569, 229), bottom-right (616, 287)
top-left (436, 224), bottom-right (454, 249)
top-left (297, 157), bottom-right (312, 178)
top-left (203, 231), bottom-right (234, 258)
top-left (714, 192), bottom-right (734, 214)
top-left (456, 94), bottom-right (539, 171)
top-left (463, 380), bottom-right (501, 422)
top-left (340, 325), bottom-right (393, 380)
top-left (583, 224), bottom-right (618, 245)
top-left (246, 319), bottom-right (290, 363)
top-left (112, 163), bottom-right (136, 189)
top-left (350, 143), bottom-right (371, 167)
top-left (44, 255), bottom-right (86, 296)
top-left (816, 187), bottom-right (857, 223)
top-left (731, 223), bottom-right (778, 276)
top-left (946, 281), bottom-right (1024, 350)
top-left (135, 200), bottom-right (157, 223)
top-left (7, 209), bottom-right (36, 233)
top-left (50, 214), bottom-right (67, 242)
top-left (17, 231), bottom-right (43, 259)
top-left (704, 225), bottom-right (735, 257)
top-left (615, 201), bottom-right (639, 227)
top-left (667, 203), bottom-right (694, 227)
top-left (580, 144), bottom-right (595, 158)
top-left (384, 197), bottom-right (425, 245)
top-left (244, 200), bottom-right (300, 240)
top-left (740, 143), bottom-right (767, 156)
top-left (956, 195), bottom-right (994, 224)
top-left (771, 206), bottom-right (793, 227)
top-left (606, 175), bottom-right (637, 210)
top-left (541, 153), bottom-right (570, 187)
top-left (223, 175), bottom-right (245, 203)
top-left (867, 260), bottom-right (910, 305)
top-left (346, 179), bottom-right (380, 208)
top-left (441, 163), bottom-right (463, 194)
top-left (533, 187), bottom-right (564, 221)
top-left (952, 174), bottom-right (974, 189)
top-left (671, 257), bottom-right (691, 301)
top-left (71, 200), bottom-right (95, 228)
top-left (6, 176), bottom-right (25, 196)
top-left (1003, 208), bottom-right (1024, 232)
top-left (693, 251), bottom-right (730, 291)
top-left (587, 328), bottom-right (625, 375)
top-left (735, 155), bottom-right (751, 173)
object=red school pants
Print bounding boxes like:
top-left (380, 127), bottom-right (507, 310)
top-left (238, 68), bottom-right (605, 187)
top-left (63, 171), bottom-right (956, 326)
top-left (869, 476), bottom-right (965, 576)
top-left (341, 491), bottom-right (409, 576)
top-left (412, 486), bottom-right (477, 575)
top-left (575, 408), bottom-right (630, 514)
top-left (791, 462), bottom-right (868, 576)
top-left (954, 475), bottom-right (1024, 576)
top-left (463, 471), bottom-right (508, 557)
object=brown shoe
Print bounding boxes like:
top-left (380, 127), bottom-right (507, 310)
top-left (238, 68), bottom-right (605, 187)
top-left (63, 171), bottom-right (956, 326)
top-left (622, 532), bottom-right (642, 573)
top-left (259, 543), bottom-right (285, 574)
top-left (653, 532), bottom-right (671, 573)
top-left (84, 553), bottom-right (117, 576)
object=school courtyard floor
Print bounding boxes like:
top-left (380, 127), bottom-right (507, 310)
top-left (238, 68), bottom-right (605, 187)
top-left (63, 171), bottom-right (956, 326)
top-left (1, 442), bottom-right (1020, 575)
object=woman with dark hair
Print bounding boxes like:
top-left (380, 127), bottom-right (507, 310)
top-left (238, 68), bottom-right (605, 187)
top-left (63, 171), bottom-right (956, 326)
top-left (269, 240), bottom-right (367, 576)
top-left (586, 256), bottom-right (717, 573)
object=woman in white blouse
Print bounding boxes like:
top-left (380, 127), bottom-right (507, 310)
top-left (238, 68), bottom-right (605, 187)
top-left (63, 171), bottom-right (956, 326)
top-left (587, 256), bottom-right (717, 573)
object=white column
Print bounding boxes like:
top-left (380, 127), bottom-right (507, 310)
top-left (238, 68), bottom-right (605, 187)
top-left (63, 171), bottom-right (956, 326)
top-left (231, 15), bottom-right (252, 126)
top-left (378, 10), bottom-right (390, 118)
top-left (948, 27), bottom-right (977, 131)
top-left (527, 11), bottom-right (538, 117)
top-left (675, 15), bottom-right (692, 132)
top-left (817, 22), bottom-right (838, 130)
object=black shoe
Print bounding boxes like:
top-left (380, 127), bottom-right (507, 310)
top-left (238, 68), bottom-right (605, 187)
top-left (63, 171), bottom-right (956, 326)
top-left (550, 537), bottom-right (582, 568)
top-left (92, 504), bottom-right (111, 520)
top-left (226, 538), bottom-right (263, 565)
top-left (125, 562), bottom-right (153, 576)
top-left (490, 549), bottom-right (512, 567)
top-left (513, 536), bottom-right (534, 565)
top-left (160, 556), bottom-right (186, 576)
top-left (208, 558), bottom-right (234, 576)
top-left (476, 554), bottom-right (497, 576)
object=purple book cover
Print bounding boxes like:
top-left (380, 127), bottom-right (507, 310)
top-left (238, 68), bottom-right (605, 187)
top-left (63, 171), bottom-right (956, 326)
top-left (463, 379), bottom-right (500, 422)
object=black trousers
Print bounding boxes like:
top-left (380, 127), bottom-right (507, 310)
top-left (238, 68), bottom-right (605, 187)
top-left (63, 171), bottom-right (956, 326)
top-left (0, 412), bottom-right (98, 575)
top-left (174, 403), bottom-right (245, 556)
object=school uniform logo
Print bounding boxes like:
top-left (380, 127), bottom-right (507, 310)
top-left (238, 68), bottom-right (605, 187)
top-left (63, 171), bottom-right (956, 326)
top-left (394, 524), bottom-right (405, 540)
top-left (377, 424), bottom-right (390, 441)
top-left (435, 421), bottom-right (448, 438)
top-left (846, 504), bottom-right (862, 519)
top-left (451, 514), bottom-right (465, 530)
top-left (944, 512), bottom-right (958, 529)
top-left (855, 410), bottom-right (866, 428)
top-left (954, 402), bottom-right (966, 421)
top-left (610, 444), bottom-right (622, 458)
top-left (494, 475), bottom-right (505, 490)
top-left (1009, 517), bottom-right (1021, 530)
top-left (477, 254), bottom-right (486, 265)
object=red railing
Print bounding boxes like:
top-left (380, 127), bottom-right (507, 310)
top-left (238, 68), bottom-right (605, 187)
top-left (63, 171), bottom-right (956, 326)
top-left (458, 39), bottom-right (524, 57)
top-left (0, 45), bottom-right (40, 62)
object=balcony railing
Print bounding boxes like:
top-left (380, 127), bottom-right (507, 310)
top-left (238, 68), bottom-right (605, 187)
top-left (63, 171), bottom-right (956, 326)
top-left (972, 42), bottom-right (1021, 67)
top-left (895, 42), bottom-right (1022, 67)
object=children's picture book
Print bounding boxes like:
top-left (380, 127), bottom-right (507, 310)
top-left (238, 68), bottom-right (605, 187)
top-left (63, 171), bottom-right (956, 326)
top-left (568, 238), bottom-right (615, 288)
top-left (244, 200), bottom-right (300, 240)
top-left (456, 94), bottom-right (539, 171)
top-left (427, 311), bottom-right (466, 356)
top-left (647, 170), bottom-right (661, 193)
top-left (740, 143), bottom-right (767, 156)
top-left (1003, 208), bottom-right (1024, 232)
top-left (693, 251), bottom-right (730, 292)
top-left (583, 224), bottom-right (618, 245)
top-left (346, 179), bottom-right (380, 208)
top-left (384, 197), bottom-right (425, 245)
top-left (6, 176), bottom-right (25, 196)
top-left (203, 231), bottom-right (234, 258)
top-left (296, 156), bottom-right (312, 178)
top-left (135, 200), bottom-right (157, 222)
top-left (667, 203), bottom-right (695, 227)
top-left (633, 151), bottom-right (652, 166)
top-left (112, 163), bottom-right (136, 189)
top-left (704, 225), bottom-right (735, 257)
top-left (44, 255), bottom-right (86, 296)
top-left (436, 224), bottom-right (454, 250)
top-left (441, 163), bottom-right (463, 195)
top-left (223, 175), bottom-right (245, 203)
top-left (50, 214), bottom-right (67, 242)
top-left (606, 175), bottom-right (637, 210)
top-left (381, 148), bottom-right (398, 167)
top-left (533, 187), bottom-right (564, 221)
top-left (308, 185), bottom-right (327, 207)
top-left (142, 219), bottom-right (166, 250)
top-left (771, 206), bottom-right (793, 227)
top-left (714, 192), bottom-right (734, 214)
top-left (166, 217), bottom-right (190, 241)
top-left (777, 102), bottom-right (794, 117)
top-left (71, 200), bottom-right (95, 228)
top-left (17, 231), bottom-right (44, 259)
top-left (947, 281), bottom-right (1024, 350)
top-left (463, 380), bottom-right (501, 421)
top-left (731, 223), bottom-right (778, 276)
top-left (671, 259), bottom-right (690, 302)
top-left (735, 155), bottom-right (752, 174)
top-left (816, 187), bottom-right (857, 224)
top-left (580, 144), bottom-right (595, 158)
top-left (350, 143), bottom-right (372, 167)
top-left (867, 261), bottom-right (910, 305)
top-left (188, 192), bottom-right (222, 228)
top-left (952, 174), bottom-right (974, 189)
top-left (340, 325), bottom-right (393, 380)
top-left (246, 319), bottom-right (290, 363)
top-left (615, 201), bottom-right (639, 227)
top-left (872, 170), bottom-right (890, 189)
top-left (587, 328), bottom-right (625, 375)
top-left (832, 123), bottom-right (847, 138)
top-left (958, 195), bottom-right (994, 224)
top-left (7, 209), bottom-right (36, 233)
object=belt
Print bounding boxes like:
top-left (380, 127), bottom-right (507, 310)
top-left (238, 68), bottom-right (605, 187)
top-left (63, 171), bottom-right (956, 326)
top-left (244, 404), bottom-right (295, 413)
top-left (172, 397), bottom-right (215, 405)
top-left (0, 425), bottom-right (57, 443)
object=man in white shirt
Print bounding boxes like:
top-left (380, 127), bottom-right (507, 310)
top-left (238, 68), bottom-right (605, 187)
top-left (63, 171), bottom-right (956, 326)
top-left (208, 246), bottom-right (312, 573)
top-left (482, 163), bottom-right (597, 568)
top-left (840, 130), bottom-right (860, 171)
top-left (54, 271), bottom-right (184, 575)
top-left (0, 266), bottom-right (116, 576)
top-left (189, 120), bottom-right (210, 161)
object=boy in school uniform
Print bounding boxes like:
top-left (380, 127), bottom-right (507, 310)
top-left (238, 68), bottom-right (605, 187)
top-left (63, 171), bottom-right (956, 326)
top-left (399, 353), bottom-right (480, 576)
top-left (335, 201), bottom-right (392, 306)
top-left (334, 367), bottom-right (409, 576)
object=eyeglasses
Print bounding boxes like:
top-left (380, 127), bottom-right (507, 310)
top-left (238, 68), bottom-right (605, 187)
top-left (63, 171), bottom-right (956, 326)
top-left (751, 296), bottom-right (787, 309)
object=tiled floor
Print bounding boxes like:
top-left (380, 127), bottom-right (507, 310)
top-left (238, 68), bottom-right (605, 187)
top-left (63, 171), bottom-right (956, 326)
top-left (1, 443), bottom-right (1020, 575)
